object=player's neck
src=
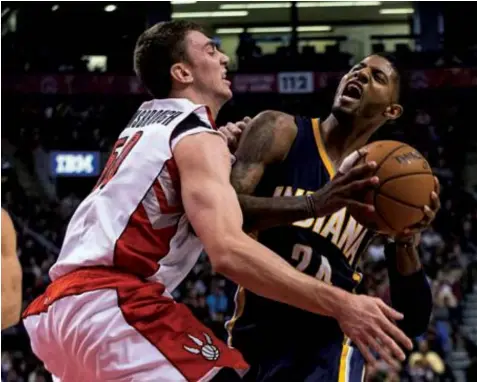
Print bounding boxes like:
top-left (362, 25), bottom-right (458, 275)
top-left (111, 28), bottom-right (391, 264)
top-left (321, 114), bottom-right (378, 167)
top-left (170, 89), bottom-right (222, 119)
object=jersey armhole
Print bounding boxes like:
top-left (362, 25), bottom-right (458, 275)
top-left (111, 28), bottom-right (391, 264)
top-left (170, 128), bottom-right (224, 151)
top-left (169, 113), bottom-right (224, 151)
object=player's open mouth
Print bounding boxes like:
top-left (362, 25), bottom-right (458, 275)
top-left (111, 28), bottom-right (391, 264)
top-left (222, 72), bottom-right (231, 86)
top-left (342, 82), bottom-right (363, 100)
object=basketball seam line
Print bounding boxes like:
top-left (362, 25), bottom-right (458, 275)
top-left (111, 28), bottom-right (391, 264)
top-left (377, 193), bottom-right (425, 227)
top-left (379, 171), bottom-right (433, 189)
top-left (372, 143), bottom-right (408, 176)
top-left (371, 143), bottom-right (408, 233)
top-left (378, 191), bottom-right (424, 210)
top-left (373, 190), bottom-right (397, 233)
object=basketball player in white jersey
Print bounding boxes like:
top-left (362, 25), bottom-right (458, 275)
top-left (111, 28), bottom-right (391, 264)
top-left (22, 21), bottom-right (411, 382)
top-left (2, 208), bottom-right (22, 330)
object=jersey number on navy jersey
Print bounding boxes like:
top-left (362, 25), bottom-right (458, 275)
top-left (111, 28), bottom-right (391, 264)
top-left (94, 131), bottom-right (143, 190)
top-left (291, 244), bottom-right (332, 284)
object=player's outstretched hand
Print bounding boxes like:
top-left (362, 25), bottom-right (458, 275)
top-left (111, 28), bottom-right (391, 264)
top-left (310, 148), bottom-right (379, 217)
top-left (218, 117), bottom-right (252, 153)
top-left (336, 294), bottom-right (413, 370)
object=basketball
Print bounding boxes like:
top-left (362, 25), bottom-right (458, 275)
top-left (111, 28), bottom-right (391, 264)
top-left (350, 140), bottom-right (436, 236)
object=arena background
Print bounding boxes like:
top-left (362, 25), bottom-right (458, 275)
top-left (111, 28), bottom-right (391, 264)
top-left (2, 1), bottom-right (477, 381)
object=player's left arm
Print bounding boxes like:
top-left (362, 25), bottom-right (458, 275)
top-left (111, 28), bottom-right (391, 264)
top-left (230, 110), bottom-right (305, 232)
top-left (384, 177), bottom-right (440, 337)
top-left (1, 209), bottom-right (22, 330)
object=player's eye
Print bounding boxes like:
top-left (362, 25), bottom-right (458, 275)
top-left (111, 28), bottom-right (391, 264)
top-left (207, 45), bottom-right (217, 56)
top-left (373, 72), bottom-right (386, 83)
top-left (350, 64), bottom-right (364, 73)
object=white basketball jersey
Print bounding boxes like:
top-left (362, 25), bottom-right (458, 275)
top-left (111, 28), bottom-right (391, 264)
top-left (49, 98), bottom-right (222, 293)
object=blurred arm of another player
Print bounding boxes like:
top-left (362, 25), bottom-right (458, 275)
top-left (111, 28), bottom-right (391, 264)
top-left (382, 178), bottom-right (440, 337)
top-left (226, 110), bottom-right (378, 232)
top-left (1, 209), bottom-right (22, 330)
top-left (174, 131), bottom-right (412, 367)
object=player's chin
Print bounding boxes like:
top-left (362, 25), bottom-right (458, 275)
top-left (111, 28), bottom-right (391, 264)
top-left (332, 103), bottom-right (359, 117)
top-left (219, 84), bottom-right (233, 101)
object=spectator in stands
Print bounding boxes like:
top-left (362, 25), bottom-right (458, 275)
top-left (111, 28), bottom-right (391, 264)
top-left (408, 339), bottom-right (446, 380)
top-left (206, 280), bottom-right (228, 323)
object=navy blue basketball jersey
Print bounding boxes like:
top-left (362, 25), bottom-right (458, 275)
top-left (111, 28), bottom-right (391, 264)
top-left (227, 116), bottom-right (375, 363)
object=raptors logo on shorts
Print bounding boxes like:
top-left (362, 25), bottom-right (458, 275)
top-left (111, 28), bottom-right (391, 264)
top-left (184, 333), bottom-right (220, 361)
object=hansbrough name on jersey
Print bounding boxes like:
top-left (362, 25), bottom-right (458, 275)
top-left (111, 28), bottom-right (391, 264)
top-left (228, 116), bottom-right (375, 358)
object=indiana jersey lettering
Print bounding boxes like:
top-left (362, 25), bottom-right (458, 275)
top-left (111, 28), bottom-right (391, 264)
top-left (228, 117), bottom-right (375, 365)
top-left (49, 98), bottom-right (222, 293)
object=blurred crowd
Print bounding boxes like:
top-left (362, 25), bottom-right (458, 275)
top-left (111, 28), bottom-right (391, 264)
top-left (2, 52), bottom-right (477, 382)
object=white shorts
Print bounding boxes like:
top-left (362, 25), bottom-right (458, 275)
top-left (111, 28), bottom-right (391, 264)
top-left (23, 267), bottom-right (248, 382)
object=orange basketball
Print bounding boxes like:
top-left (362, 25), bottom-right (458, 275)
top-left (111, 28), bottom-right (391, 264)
top-left (349, 141), bottom-right (436, 236)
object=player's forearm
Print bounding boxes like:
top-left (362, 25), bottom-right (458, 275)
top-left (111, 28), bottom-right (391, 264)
top-left (239, 194), bottom-right (313, 232)
top-left (213, 233), bottom-right (349, 318)
top-left (385, 243), bottom-right (432, 337)
top-left (393, 242), bottom-right (422, 275)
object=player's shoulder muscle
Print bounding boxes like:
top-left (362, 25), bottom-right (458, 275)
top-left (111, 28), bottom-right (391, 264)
top-left (174, 131), bottom-right (230, 181)
top-left (1, 209), bottom-right (17, 258)
top-left (235, 110), bottom-right (297, 166)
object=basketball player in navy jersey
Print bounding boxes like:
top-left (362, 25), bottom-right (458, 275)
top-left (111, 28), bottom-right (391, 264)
top-left (223, 54), bottom-right (439, 381)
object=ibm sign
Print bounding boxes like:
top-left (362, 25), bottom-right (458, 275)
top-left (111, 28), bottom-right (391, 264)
top-left (50, 151), bottom-right (101, 177)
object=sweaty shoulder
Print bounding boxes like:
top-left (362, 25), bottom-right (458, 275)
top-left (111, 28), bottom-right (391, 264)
top-left (235, 110), bottom-right (297, 166)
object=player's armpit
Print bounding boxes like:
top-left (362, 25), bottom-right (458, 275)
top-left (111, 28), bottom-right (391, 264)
top-left (1, 209), bottom-right (22, 330)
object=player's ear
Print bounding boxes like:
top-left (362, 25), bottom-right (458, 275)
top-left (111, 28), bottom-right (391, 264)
top-left (171, 63), bottom-right (193, 85)
top-left (384, 103), bottom-right (403, 120)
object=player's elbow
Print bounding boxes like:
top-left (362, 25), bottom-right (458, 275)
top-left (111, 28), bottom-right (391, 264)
top-left (253, 110), bottom-right (293, 132)
top-left (205, 233), bottom-right (244, 277)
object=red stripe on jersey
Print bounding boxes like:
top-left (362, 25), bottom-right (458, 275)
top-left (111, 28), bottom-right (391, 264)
top-left (166, 159), bottom-right (180, 194)
top-left (205, 106), bottom-right (217, 130)
top-left (153, 159), bottom-right (182, 215)
top-left (114, 189), bottom-right (180, 278)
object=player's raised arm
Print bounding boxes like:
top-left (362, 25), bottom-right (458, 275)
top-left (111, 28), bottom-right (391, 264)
top-left (230, 110), bottom-right (378, 232)
top-left (1, 209), bottom-right (22, 330)
top-left (174, 132), bottom-right (413, 366)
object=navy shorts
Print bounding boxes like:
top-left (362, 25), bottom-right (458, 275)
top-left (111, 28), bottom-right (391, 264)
top-left (242, 340), bottom-right (365, 382)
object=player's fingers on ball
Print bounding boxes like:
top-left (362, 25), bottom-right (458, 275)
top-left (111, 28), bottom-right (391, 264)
top-left (356, 340), bottom-right (377, 367)
top-left (242, 116), bottom-right (252, 124)
top-left (349, 177), bottom-right (379, 192)
top-left (431, 191), bottom-right (441, 210)
top-left (339, 150), bottom-right (363, 173)
top-left (346, 200), bottom-right (375, 213)
top-left (343, 164), bottom-right (377, 184)
top-left (357, 147), bottom-right (368, 158)
top-left (434, 176), bottom-right (440, 194)
top-left (423, 205), bottom-right (435, 220)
